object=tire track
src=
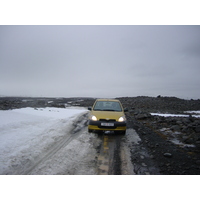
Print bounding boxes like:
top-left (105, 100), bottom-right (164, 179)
top-left (96, 129), bottom-right (143, 175)
top-left (21, 113), bottom-right (88, 175)
top-left (97, 132), bottom-right (131, 175)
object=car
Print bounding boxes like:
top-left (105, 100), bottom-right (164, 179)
top-left (88, 99), bottom-right (128, 134)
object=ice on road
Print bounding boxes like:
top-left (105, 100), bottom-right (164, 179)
top-left (0, 107), bottom-right (101, 175)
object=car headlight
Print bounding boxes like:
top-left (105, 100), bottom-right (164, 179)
top-left (118, 116), bottom-right (126, 122)
top-left (90, 115), bottom-right (97, 121)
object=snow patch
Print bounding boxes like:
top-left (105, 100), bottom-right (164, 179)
top-left (151, 111), bottom-right (200, 118)
top-left (0, 107), bottom-right (93, 174)
top-left (169, 138), bottom-right (195, 148)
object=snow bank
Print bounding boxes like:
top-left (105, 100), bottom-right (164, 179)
top-left (151, 111), bottom-right (200, 118)
top-left (184, 111), bottom-right (200, 114)
top-left (0, 107), bottom-right (88, 175)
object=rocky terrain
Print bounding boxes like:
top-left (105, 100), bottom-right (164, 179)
top-left (1, 96), bottom-right (200, 174)
top-left (0, 97), bottom-right (95, 110)
top-left (118, 96), bottom-right (200, 174)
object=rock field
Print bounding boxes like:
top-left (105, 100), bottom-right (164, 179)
top-left (1, 96), bottom-right (200, 174)
top-left (118, 96), bottom-right (200, 174)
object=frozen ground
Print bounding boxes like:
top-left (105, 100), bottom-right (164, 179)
top-left (151, 112), bottom-right (200, 118)
top-left (0, 107), bottom-right (101, 175)
top-left (150, 111), bottom-right (200, 148)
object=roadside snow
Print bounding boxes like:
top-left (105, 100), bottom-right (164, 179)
top-left (28, 129), bottom-right (100, 175)
top-left (184, 111), bottom-right (200, 115)
top-left (0, 107), bottom-right (99, 175)
top-left (151, 111), bottom-right (200, 118)
top-left (169, 138), bottom-right (195, 148)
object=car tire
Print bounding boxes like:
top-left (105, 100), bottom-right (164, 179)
top-left (88, 129), bottom-right (92, 133)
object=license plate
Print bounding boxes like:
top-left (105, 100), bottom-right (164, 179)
top-left (101, 123), bottom-right (114, 127)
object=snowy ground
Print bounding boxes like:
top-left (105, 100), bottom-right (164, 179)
top-left (150, 111), bottom-right (200, 148)
top-left (151, 111), bottom-right (200, 118)
top-left (0, 107), bottom-right (101, 175)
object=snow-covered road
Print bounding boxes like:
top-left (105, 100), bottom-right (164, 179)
top-left (0, 107), bottom-right (101, 175)
top-left (1, 106), bottom-right (167, 175)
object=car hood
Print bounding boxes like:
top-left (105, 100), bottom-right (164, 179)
top-left (90, 110), bottom-right (124, 120)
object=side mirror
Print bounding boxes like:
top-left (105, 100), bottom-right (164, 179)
top-left (88, 107), bottom-right (92, 111)
top-left (124, 108), bottom-right (128, 112)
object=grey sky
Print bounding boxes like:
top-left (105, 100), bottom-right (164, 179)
top-left (0, 25), bottom-right (200, 99)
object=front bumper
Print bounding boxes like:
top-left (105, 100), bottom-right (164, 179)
top-left (88, 120), bottom-right (126, 131)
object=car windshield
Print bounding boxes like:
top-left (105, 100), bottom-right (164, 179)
top-left (93, 101), bottom-right (122, 112)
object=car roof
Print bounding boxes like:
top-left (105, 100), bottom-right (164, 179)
top-left (95, 99), bottom-right (120, 102)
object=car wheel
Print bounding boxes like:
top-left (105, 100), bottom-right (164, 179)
top-left (88, 129), bottom-right (92, 133)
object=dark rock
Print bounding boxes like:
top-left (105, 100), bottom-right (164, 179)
top-left (163, 153), bottom-right (172, 158)
top-left (171, 125), bottom-right (180, 132)
top-left (195, 126), bottom-right (200, 133)
top-left (183, 134), bottom-right (196, 144)
top-left (136, 112), bottom-right (151, 120)
top-left (196, 160), bottom-right (200, 165)
top-left (176, 120), bottom-right (183, 125)
top-left (182, 118), bottom-right (190, 124)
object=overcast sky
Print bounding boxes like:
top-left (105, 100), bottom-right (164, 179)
top-left (0, 25), bottom-right (200, 99)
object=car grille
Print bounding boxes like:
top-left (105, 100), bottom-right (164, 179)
top-left (99, 119), bottom-right (116, 122)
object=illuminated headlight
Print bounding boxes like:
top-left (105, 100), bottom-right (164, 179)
top-left (90, 115), bottom-right (97, 121)
top-left (118, 116), bottom-right (126, 122)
